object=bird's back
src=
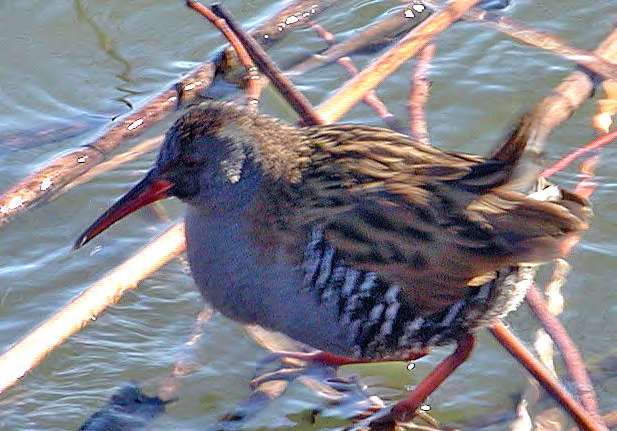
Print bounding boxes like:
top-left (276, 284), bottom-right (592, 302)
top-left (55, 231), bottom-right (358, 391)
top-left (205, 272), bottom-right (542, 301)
top-left (174, 101), bottom-right (590, 357)
top-left (251, 118), bottom-right (589, 317)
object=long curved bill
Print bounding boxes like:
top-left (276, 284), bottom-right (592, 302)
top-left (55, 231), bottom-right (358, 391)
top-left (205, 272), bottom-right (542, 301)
top-left (74, 170), bottom-right (173, 250)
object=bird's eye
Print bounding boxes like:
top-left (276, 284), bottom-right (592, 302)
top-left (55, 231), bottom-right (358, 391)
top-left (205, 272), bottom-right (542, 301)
top-left (183, 157), bottom-right (199, 168)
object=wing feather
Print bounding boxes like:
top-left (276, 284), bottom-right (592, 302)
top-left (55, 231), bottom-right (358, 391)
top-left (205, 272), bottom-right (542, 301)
top-left (255, 123), bottom-right (589, 315)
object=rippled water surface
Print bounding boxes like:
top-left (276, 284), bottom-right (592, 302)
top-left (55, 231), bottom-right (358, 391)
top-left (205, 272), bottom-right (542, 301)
top-left (0, 1), bottom-right (615, 430)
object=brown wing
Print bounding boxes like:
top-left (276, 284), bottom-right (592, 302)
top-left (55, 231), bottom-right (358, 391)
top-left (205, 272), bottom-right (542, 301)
top-left (292, 124), bottom-right (588, 314)
top-left (251, 123), bottom-right (589, 315)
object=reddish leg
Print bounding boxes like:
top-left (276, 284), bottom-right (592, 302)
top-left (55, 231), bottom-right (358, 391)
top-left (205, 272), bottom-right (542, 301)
top-left (307, 349), bottom-right (430, 366)
top-left (252, 348), bottom-right (431, 393)
top-left (360, 333), bottom-right (476, 429)
top-left (255, 346), bottom-right (443, 428)
top-left (260, 348), bottom-right (430, 368)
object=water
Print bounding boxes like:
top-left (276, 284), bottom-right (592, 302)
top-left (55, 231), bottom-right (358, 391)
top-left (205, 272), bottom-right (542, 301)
top-left (0, 1), bottom-right (615, 429)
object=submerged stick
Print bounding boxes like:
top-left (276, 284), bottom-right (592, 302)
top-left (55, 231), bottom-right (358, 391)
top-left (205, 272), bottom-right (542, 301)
top-left (0, 112), bottom-right (114, 154)
top-left (0, 223), bottom-right (186, 394)
top-left (286, 1), bottom-right (432, 76)
top-left (211, 3), bottom-right (323, 126)
top-left (489, 322), bottom-right (608, 431)
top-left (0, 0), bottom-right (342, 230)
top-left (317, 0), bottom-right (483, 122)
top-left (0, 63), bottom-right (216, 229)
top-left (422, 0), bottom-right (617, 82)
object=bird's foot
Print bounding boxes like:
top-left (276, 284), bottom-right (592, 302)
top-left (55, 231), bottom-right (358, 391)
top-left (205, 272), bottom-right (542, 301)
top-left (251, 352), bottom-right (367, 395)
top-left (347, 405), bottom-right (399, 431)
top-left (346, 404), bottom-right (434, 431)
top-left (253, 350), bottom-right (312, 379)
top-left (252, 349), bottom-right (363, 384)
top-left (250, 366), bottom-right (308, 389)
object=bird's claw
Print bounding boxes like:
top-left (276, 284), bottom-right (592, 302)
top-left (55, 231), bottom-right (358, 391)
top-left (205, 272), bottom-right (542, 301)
top-left (324, 375), bottom-right (366, 392)
top-left (346, 403), bottom-right (433, 431)
top-left (252, 350), bottom-right (315, 380)
top-left (250, 367), bottom-right (306, 389)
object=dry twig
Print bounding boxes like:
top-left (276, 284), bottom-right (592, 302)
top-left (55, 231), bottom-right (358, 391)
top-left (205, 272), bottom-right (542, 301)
top-left (317, 0), bottom-right (483, 122)
top-left (309, 22), bottom-right (401, 131)
top-left (489, 322), bottom-right (606, 431)
top-left (408, 43), bottom-right (435, 145)
top-left (0, 223), bottom-right (186, 394)
top-left (422, 0), bottom-right (617, 82)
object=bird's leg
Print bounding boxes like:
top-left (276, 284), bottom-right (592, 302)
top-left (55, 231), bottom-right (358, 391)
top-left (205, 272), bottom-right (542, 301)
top-left (256, 348), bottom-right (430, 372)
top-left (350, 333), bottom-right (476, 430)
top-left (251, 351), bottom-right (361, 390)
top-left (252, 348), bottom-right (431, 390)
top-left (251, 347), bottom-right (435, 427)
top-left (392, 334), bottom-right (475, 421)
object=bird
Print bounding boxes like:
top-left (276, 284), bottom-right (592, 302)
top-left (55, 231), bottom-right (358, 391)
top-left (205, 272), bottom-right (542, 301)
top-left (75, 100), bottom-right (590, 428)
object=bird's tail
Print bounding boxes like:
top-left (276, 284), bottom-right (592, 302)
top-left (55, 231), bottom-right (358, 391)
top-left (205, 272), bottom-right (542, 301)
top-left (489, 108), bottom-right (546, 193)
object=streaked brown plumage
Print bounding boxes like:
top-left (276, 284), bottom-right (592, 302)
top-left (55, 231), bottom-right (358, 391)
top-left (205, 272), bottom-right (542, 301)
top-left (162, 101), bottom-right (588, 316)
top-left (75, 100), bottom-right (591, 427)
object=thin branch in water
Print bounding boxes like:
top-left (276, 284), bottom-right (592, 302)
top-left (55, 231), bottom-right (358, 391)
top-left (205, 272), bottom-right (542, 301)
top-left (0, 112), bottom-right (114, 154)
top-left (489, 322), bottom-right (607, 431)
top-left (409, 43), bottom-right (435, 145)
top-left (186, 1), bottom-right (263, 106)
top-left (526, 284), bottom-right (602, 422)
top-left (541, 129), bottom-right (617, 178)
top-left (317, 0), bottom-right (483, 123)
top-left (211, 3), bottom-right (324, 126)
top-left (309, 21), bottom-right (401, 131)
top-left (0, 223), bottom-right (186, 394)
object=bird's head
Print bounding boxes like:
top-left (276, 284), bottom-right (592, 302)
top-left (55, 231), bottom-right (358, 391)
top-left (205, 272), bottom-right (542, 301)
top-left (74, 101), bottom-right (280, 249)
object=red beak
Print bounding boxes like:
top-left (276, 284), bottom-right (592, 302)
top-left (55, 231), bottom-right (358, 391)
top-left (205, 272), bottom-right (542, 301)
top-left (74, 170), bottom-right (173, 250)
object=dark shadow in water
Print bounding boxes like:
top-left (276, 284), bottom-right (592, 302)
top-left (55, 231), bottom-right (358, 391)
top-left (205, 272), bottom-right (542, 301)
top-left (78, 383), bottom-right (174, 431)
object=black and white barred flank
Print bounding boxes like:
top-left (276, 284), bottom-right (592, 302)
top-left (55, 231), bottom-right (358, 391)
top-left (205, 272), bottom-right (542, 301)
top-left (302, 229), bottom-right (531, 360)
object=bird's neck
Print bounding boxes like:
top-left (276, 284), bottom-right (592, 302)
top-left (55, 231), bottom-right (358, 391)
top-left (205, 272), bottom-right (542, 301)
top-left (205, 102), bottom-right (314, 185)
